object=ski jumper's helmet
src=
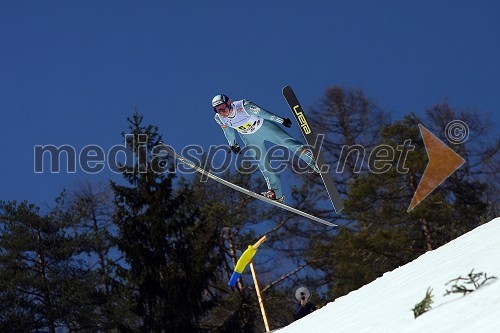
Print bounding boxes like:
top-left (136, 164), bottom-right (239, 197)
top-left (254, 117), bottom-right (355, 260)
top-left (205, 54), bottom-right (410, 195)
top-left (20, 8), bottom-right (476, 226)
top-left (212, 94), bottom-right (230, 112)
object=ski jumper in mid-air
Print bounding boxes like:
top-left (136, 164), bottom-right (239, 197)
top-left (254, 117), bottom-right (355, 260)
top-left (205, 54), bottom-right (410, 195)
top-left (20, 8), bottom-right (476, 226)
top-left (212, 94), bottom-right (318, 202)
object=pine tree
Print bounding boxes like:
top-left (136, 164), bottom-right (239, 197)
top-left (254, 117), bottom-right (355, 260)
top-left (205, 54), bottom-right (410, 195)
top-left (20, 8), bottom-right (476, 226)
top-left (276, 86), bottom-right (391, 298)
top-left (67, 181), bottom-right (139, 331)
top-left (111, 113), bottom-right (225, 332)
top-left (424, 100), bottom-right (495, 236)
top-left (187, 165), bottom-right (271, 332)
top-left (0, 198), bottom-right (100, 332)
top-left (309, 112), bottom-right (491, 299)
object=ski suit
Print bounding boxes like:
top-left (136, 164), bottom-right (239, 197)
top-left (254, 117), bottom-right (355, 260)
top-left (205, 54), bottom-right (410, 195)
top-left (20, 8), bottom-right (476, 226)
top-left (214, 99), bottom-right (316, 199)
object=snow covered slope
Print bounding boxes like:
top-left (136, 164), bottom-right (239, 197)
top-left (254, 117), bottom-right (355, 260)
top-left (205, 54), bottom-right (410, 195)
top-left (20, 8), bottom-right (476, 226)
top-left (277, 217), bottom-right (500, 333)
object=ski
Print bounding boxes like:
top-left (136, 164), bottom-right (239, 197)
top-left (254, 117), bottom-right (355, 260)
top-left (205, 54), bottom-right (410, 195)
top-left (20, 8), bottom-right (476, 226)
top-left (282, 85), bottom-right (344, 213)
top-left (162, 144), bottom-right (337, 227)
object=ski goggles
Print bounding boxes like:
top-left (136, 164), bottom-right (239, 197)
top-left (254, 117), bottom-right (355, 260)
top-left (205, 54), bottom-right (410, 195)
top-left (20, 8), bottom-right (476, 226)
top-left (214, 102), bottom-right (230, 113)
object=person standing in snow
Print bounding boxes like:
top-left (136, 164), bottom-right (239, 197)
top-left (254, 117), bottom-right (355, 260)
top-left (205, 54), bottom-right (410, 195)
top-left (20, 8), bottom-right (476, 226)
top-left (293, 286), bottom-right (316, 320)
top-left (212, 94), bottom-right (318, 202)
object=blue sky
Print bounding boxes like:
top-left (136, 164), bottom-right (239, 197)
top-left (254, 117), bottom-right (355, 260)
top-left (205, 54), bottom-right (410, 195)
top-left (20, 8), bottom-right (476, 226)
top-left (1, 1), bottom-right (499, 208)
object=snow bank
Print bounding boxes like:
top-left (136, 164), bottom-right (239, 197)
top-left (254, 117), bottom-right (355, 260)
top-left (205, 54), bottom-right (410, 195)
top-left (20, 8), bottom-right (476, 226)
top-left (277, 217), bottom-right (500, 333)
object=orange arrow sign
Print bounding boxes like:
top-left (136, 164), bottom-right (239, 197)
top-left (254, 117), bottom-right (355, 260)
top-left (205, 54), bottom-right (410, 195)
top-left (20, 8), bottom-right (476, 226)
top-left (408, 124), bottom-right (465, 211)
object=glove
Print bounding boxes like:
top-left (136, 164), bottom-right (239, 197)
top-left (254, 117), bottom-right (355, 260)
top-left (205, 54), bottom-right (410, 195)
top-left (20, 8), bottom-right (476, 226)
top-left (229, 144), bottom-right (241, 154)
top-left (282, 118), bottom-right (292, 128)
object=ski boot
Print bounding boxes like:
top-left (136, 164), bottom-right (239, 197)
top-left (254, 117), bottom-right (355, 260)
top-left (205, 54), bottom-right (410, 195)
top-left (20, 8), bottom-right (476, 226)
top-left (261, 189), bottom-right (285, 203)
